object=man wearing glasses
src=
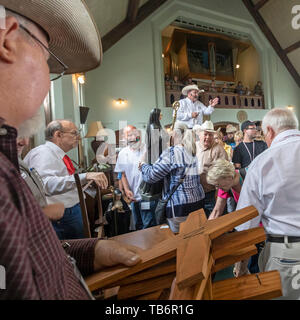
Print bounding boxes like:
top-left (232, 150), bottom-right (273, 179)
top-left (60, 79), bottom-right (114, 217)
top-left (24, 120), bottom-right (108, 240)
top-left (0, 2), bottom-right (140, 300)
top-left (232, 120), bottom-right (268, 170)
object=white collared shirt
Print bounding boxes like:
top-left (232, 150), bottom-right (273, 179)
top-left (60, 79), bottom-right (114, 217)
top-left (114, 145), bottom-right (145, 201)
top-left (175, 97), bottom-right (214, 128)
top-left (236, 129), bottom-right (300, 236)
top-left (24, 141), bottom-right (87, 208)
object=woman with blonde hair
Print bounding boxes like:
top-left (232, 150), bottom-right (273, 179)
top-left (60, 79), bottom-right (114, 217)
top-left (206, 159), bottom-right (242, 220)
top-left (139, 127), bottom-right (205, 233)
top-left (234, 130), bottom-right (243, 147)
top-left (214, 128), bottom-right (233, 160)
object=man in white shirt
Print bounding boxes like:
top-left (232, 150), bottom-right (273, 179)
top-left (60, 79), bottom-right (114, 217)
top-left (25, 120), bottom-right (108, 239)
top-left (175, 84), bottom-right (219, 129)
top-left (115, 125), bottom-right (156, 230)
top-left (234, 108), bottom-right (300, 300)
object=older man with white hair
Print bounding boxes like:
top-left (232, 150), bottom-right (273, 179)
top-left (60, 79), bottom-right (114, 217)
top-left (194, 120), bottom-right (228, 217)
top-left (175, 84), bottom-right (219, 129)
top-left (234, 108), bottom-right (300, 300)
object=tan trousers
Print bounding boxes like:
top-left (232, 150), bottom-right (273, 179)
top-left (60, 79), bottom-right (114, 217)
top-left (258, 239), bottom-right (300, 300)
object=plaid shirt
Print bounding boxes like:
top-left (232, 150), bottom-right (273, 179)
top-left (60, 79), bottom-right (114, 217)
top-left (0, 122), bottom-right (98, 300)
top-left (141, 145), bottom-right (205, 207)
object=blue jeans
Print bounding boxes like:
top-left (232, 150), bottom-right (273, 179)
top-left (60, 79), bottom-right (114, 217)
top-left (131, 200), bottom-right (157, 230)
top-left (52, 203), bottom-right (84, 240)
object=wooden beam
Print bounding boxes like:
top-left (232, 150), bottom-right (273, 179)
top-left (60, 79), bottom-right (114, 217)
top-left (212, 245), bottom-right (257, 273)
top-left (242, 0), bottom-right (300, 87)
top-left (212, 270), bottom-right (282, 300)
top-left (284, 41), bottom-right (300, 55)
top-left (253, 0), bottom-right (269, 11)
top-left (117, 272), bottom-right (175, 299)
top-left (127, 0), bottom-right (140, 23)
top-left (102, 0), bottom-right (168, 52)
top-left (211, 227), bottom-right (266, 260)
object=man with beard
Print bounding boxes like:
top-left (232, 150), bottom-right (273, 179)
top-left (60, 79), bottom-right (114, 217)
top-left (225, 124), bottom-right (237, 149)
top-left (175, 84), bottom-right (219, 129)
top-left (232, 120), bottom-right (268, 169)
top-left (0, 1), bottom-right (141, 300)
top-left (115, 125), bottom-right (157, 230)
top-left (17, 110), bottom-right (64, 221)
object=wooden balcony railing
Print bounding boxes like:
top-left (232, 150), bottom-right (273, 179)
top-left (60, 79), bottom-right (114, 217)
top-left (165, 89), bottom-right (264, 109)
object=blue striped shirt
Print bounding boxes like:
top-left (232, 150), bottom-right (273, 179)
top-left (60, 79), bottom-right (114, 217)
top-left (141, 145), bottom-right (205, 207)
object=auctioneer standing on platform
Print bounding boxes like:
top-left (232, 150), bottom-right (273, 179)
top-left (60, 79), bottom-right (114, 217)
top-left (175, 84), bottom-right (219, 129)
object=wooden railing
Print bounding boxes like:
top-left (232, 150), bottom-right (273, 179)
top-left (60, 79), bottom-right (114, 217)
top-left (165, 89), bottom-right (264, 109)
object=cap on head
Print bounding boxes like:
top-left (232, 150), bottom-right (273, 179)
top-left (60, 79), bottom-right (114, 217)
top-left (241, 120), bottom-right (255, 132)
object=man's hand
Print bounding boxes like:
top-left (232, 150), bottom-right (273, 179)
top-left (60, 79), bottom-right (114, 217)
top-left (86, 172), bottom-right (108, 189)
top-left (93, 240), bottom-right (142, 271)
top-left (209, 97), bottom-right (219, 107)
top-left (42, 203), bottom-right (65, 220)
top-left (125, 189), bottom-right (136, 202)
top-left (191, 112), bottom-right (199, 119)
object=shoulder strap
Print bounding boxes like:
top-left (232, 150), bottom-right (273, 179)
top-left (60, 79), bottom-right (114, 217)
top-left (165, 162), bottom-right (193, 202)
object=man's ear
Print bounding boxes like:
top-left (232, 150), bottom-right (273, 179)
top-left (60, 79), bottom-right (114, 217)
top-left (0, 16), bottom-right (20, 64)
top-left (53, 130), bottom-right (62, 140)
top-left (267, 126), bottom-right (276, 140)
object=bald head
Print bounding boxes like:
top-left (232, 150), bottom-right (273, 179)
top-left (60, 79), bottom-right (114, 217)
top-left (45, 120), bottom-right (80, 152)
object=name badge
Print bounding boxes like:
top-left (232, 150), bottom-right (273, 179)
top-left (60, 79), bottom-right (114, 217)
top-left (141, 202), bottom-right (150, 210)
top-left (21, 172), bottom-right (27, 180)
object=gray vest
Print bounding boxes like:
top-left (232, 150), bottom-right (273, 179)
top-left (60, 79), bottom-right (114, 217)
top-left (19, 158), bottom-right (47, 208)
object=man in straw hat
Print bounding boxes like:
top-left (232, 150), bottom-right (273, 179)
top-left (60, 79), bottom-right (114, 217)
top-left (194, 121), bottom-right (228, 217)
top-left (225, 124), bottom-right (237, 149)
top-left (175, 84), bottom-right (219, 129)
top-left (0, 2), bottom-right (140, 299)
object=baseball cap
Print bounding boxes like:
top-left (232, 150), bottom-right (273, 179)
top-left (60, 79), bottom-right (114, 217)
top-left (241, 120), bottom-right (256, 132)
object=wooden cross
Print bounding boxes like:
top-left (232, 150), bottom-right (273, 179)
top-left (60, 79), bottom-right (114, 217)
top-left (85, 205), bottom-right (282, 300)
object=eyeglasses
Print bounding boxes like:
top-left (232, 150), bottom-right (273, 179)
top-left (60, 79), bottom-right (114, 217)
top-left (61, 130), bottom-right (81, 137)
top-left (19, 25), bottom-right (68, 81)
top-left (246, 127), bottom-right (257, 131)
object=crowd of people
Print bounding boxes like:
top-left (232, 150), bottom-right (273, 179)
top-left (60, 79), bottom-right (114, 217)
top-left (0, 2), bottom-right (299, 301)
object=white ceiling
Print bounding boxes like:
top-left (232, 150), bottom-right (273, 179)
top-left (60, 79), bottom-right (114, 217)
top-left (84, 0), bottom-right (299, 82)
top-left (85, 0), bottom-right (150, 37)
top-left (259, 0), bottom-right (299, 50)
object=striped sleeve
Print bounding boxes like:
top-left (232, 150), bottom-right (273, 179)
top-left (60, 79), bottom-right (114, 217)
top-left (141, 148), bottom-right (175, 183)
top-left (63, 238), bottom-right (98, 277)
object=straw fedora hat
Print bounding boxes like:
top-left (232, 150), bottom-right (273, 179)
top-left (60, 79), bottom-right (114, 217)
top-left (182, 84), bottom-right (204, 96)
top-left (226, 124), bottom-right (237, 133)
top-left (194, 120), bottom-right (216, 133)
top-left (0, 0), bottom-right (102, 74)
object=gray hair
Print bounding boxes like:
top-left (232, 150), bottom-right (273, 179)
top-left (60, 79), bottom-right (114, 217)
top-left (45, 120), bottom-right (64, 141)
top-left (182, 129), bottom-right (197, 156)
top-left (5, 8), bottom-right (49, 42)
top-left (5, 8), bottom-right (31, 27)
top-left (174, 122), bottom-right (188, 133)
top-left (262, 108), bottom-right (299, 135)
top-left (207, 159), bottom-right (235, 185)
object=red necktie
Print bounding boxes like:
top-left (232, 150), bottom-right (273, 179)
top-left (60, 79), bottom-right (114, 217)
top-left (63, 155), bottom-right (75, 175)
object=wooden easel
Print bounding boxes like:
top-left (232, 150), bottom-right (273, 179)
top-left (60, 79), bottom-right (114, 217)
top-left (85, 206), bottom-right (282, 300)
